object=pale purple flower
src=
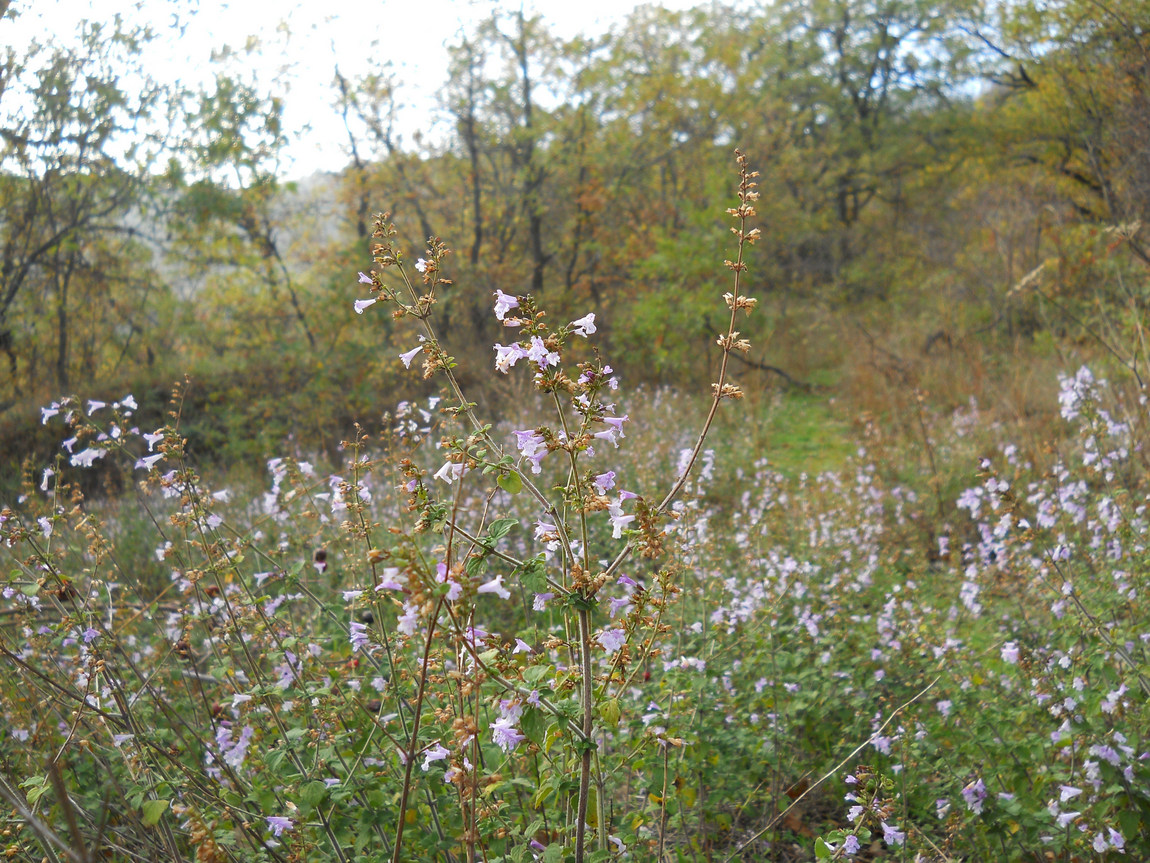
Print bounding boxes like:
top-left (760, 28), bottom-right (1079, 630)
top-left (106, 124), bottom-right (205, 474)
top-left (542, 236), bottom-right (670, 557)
top-left (882, 822), bottom-right (905, 846)
top-left (41, 403), bottom-right (60, 424)
top-left (1056, 810), bottom-right (1080, 828)
top-left (491, 715), bottom-right (526, 752)
top-left (39, 468), bottom-right (54, 491)
top-left (266, 816), bottom-right (294, 837)
top-left (842, 834), bottom-right (860, 855)
top-left (569, 312), bottom-right (596, 336)
top-left (597, 628), bottom-right (626, 653)
top-left (349, 621), bottom-right (370, 652)
top-left (962, 778), bottom-right (986, 814)
top-left (593, 471), bottom-right (616, 494)
top-left (602, 414), bottom-right (628, 436)
top-left (87, 400), bottom-right (107, 414)
top-left (512, 428), bottom-right (547, 473)
top-left (397, 602), bottom-right (419, 635)
top-left (608, 503), bottom-right (635, 538)
top-left (70, 448), bottom-right (105, 468)
top-left (399, 345), bottom-right (422, 368)
top-left (421, 742), bottom-right (450, 770)
top-left (1001, 642), bottom-right (1020, 664)
top-left (513, 638), bottom-right (533, 654)
top-left (143, 430), bottom-right (164, 451)
top-left (38, 516), bottom-right (52, 538)
top-left (354, 298), bottom-right (377, 314)
top-left (494, 342), bottom-right (529, 373)
top-left (414, 258), bottom-right (428, 273)
top-left (533, 592), bottom-right (553, 611)
top-left (82, 627), bottom-right (100, 643)
top-left (376, 568), bottom-right (404, 591)
top-left (433, 461), bottom-right (466, 484)
top-left (526, 336), bottom-right (560, 368)
top-left (477, 574), bottom-right (511, 600)
top-left (358, 271), bottom-right (373, 284)
top-left (135, 453), bottom-right (164, 471)
top-left (493, 290), bottom-right (519, 321)
top-left (1059, 785), bottom-right (1082, 802)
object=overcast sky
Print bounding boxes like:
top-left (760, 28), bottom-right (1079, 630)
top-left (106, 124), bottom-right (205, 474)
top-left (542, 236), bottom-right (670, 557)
top-left (10, 0), bottom-right (707, 178)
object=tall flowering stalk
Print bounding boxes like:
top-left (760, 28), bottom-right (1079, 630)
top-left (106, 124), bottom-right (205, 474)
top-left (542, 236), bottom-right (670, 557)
top-left (350, 151), bottom-right (759, 861)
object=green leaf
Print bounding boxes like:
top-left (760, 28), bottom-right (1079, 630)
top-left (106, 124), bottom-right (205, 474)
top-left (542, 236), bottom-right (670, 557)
top-left (21, 581), bottom-right (40, 598)
top-left (487, 517), bottom-right (519, 541)
top-left (517, 556), bottom-right (548, 593)
top-left (814, 838), bottom-right (831, 859)
top-left (141, 799), bottom-right (169, 827)
top-left (497, 471), bottom-right (523, 495)
top-left (300, 780), bottom-right (327, 810)
top-left (464, 554), bottom-right (488, 579)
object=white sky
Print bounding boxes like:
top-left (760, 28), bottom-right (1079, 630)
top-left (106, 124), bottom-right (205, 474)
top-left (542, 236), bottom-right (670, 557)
top-left (9, 0), bottom-right (706, 178)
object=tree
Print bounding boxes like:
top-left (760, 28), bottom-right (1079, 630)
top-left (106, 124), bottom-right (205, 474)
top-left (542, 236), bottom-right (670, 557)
top-left (0, 15), bottom-right (169, 399)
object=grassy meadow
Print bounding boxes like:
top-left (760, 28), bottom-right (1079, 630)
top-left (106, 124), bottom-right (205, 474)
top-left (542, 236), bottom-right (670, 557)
top-left (1, 161), bottom-right (1148, 863)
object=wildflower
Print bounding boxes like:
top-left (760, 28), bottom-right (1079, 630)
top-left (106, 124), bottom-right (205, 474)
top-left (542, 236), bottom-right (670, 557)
top-left (376, 568), bottom-right (404, 591)
top-left (512, 428), bottom-right (547, 473)
top-left (399, 345), bottom-right (422, 368)
top-left (513, 638), bottom-right (533, 654)
top-left (135, 453), bottom-right (164, 471)
top-left (962, 778), bottom-right (987, 814)
top-left (82, 627), bottom-right (100, 643)
top-left (1058, 785), bottom-right (1082, 802)
top-left (87, 400), bottom-right (107, 414)
top-left (882, 822), bottom-right (905, 846)
top-left (608, 501), bottom-right (635, 538)
top-left (433, 461), bottom-right (465, 484)
top-left (491, 715), bottom-right (526, 752)
top-left (349, 621), bottom-right (370, 653)
top-left (116, 394), bottom-right (138, 410)
top-left (477, 574), bottom-right (511, 600)
top-left (70, 448), bottom-right (105, 468)
top-left (526, 336), bottom-right (560, 368)
top-left (358, 271), bottom-right (373, 284)
top-left (597, 628), bottom-right (626, 654)
top-left (602, 414), bottom-right (628, 436)
top-left (493, 290), bottom-right (519, 321)
top-left (1001, 642), bottom-right (1019, 664)
top-left (532, 592), bottom-right (553, 611)
top-left (41, 403), bottom-right (60, 424)
top-left (266, 816), bottom-right (294, 837)
top-left (494, 342), bottom-right (529, 373)
top-left (354, 298), bottom-right (377, 314)
top-left (842, 834), bottom-right (860, 855)
top-left (592, 470), bottom-right (616, 494)
top-left (1055, 810), bottom-right (1080, 828)
top-left (414, 258), bottom-right (428, 273)
top-left (570, 312), bottom-right (596, 336)
top-left (39, 468), bottom-right (54, 491)
top-left (397, 602), bottom-right (419, 635)
top-left (37, 517), bottom-right (52, 538)
top-left (421, 742), bottom-right (450, 770)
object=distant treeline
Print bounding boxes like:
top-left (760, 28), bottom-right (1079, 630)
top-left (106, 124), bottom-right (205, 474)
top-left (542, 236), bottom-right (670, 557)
top-left (1, 0), bottom-right (1146, 464)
